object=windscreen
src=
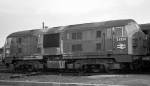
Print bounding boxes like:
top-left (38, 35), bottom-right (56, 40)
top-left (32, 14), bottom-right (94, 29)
top-left (43, 33), bottom-right (60, 48)
top-left (114, 26), bottom-right (127, 37)
top-left (5, 38), bottom-right (12, 48)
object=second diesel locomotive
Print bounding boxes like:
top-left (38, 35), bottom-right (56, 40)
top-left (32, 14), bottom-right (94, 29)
top-left (139, 24), bottom-right (150, 69)
top-left (3, 19), bottom-right (147, 72)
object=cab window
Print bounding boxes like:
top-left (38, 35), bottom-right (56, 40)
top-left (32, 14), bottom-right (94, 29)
top-left (5, 38), bottom-right (12, 48)
top-left (114, 27), bottom-right (126, 37)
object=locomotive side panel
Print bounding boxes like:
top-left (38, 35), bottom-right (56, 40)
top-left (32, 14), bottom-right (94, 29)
top-left (63, 28), bottom-right (108, 58)
top-left (63, 26), bottom-right (129, 59)
top-left (10, 36), bottom-right (39, 57)
top-left (22, 36), bottom-right (38, 56)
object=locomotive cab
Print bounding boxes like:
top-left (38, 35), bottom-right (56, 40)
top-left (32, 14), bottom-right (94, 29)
top-left (112, 21), bottom-right (146, 56)
top-left (104, 20), bottom-right (146, 72)
top-left (112, 26), bottom-right (128, 54)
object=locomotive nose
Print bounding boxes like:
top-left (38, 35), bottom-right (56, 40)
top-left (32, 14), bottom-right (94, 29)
top-left (125, 22), bottom-right (146, 55)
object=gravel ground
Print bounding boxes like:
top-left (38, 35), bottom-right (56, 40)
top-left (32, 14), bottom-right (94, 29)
top-left (0, 72), bottom-right (150, 86)
top-left (87, 74), bottom-right (150, 85)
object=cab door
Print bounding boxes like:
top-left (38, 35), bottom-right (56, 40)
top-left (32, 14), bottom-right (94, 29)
top-left (105, 28), bottom-right (113, 54)
top-left (113, 27), bottom-right (128, 54)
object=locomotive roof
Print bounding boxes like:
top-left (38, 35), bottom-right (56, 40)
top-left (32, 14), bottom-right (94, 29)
top-left (65, 19), bottom-right (136, 31)
top-left (140, 23), bottom-right (150, 30)
top-left (44, 19), bottom-right (136, 33)
top-left (7, 29), bottom-right (41, 38)
top-left (44, 26), bottom-right (63, 34)
top-left (8, 19), bottom-right (137, 37)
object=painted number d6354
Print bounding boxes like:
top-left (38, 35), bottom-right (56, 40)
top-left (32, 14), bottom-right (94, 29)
top-left (117, 37), bottom-right (126, 41)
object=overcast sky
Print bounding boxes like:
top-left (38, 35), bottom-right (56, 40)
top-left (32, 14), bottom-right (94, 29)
top-left (0, 0), bottom-right (150, 47)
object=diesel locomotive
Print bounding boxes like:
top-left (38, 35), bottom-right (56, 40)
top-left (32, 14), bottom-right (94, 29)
top-left (139, 24), bottom-right (150, 69)
top-left (3, 19), bottom-right (148, 72)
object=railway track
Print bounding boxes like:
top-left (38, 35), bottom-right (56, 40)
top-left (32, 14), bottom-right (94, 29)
top-left (0, 64), bottom-right (150, 86)
top-left (0, 71), bottom-right (150, 86)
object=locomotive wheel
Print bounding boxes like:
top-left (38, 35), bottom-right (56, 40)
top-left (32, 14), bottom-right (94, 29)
top-left (104, 64), bottom-right (118, 73)
top-left (81, 65), bottom-right (98, 73)
top-left (81, 65), bottom-right (87, 73)
top-left (8, 64), bottom-right (15, 72)
top-left (105, 67), bottom-right (117, 73)
top-left (26, 65), bottom-right (34, 72)
top-left (131, 63), bottom-right (142, 72)
top-left (120, 63), bottom-right (132, 73)
top-left (90, 65), bottom-right (101, 73)
top-left (91, 68), bottom-right (100, 73)
top-left (16, 64), bottom-right (35, 72)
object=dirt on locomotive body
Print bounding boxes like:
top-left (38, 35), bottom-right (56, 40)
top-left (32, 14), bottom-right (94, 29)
top-left (2, 19), bottom-right (150, 73)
